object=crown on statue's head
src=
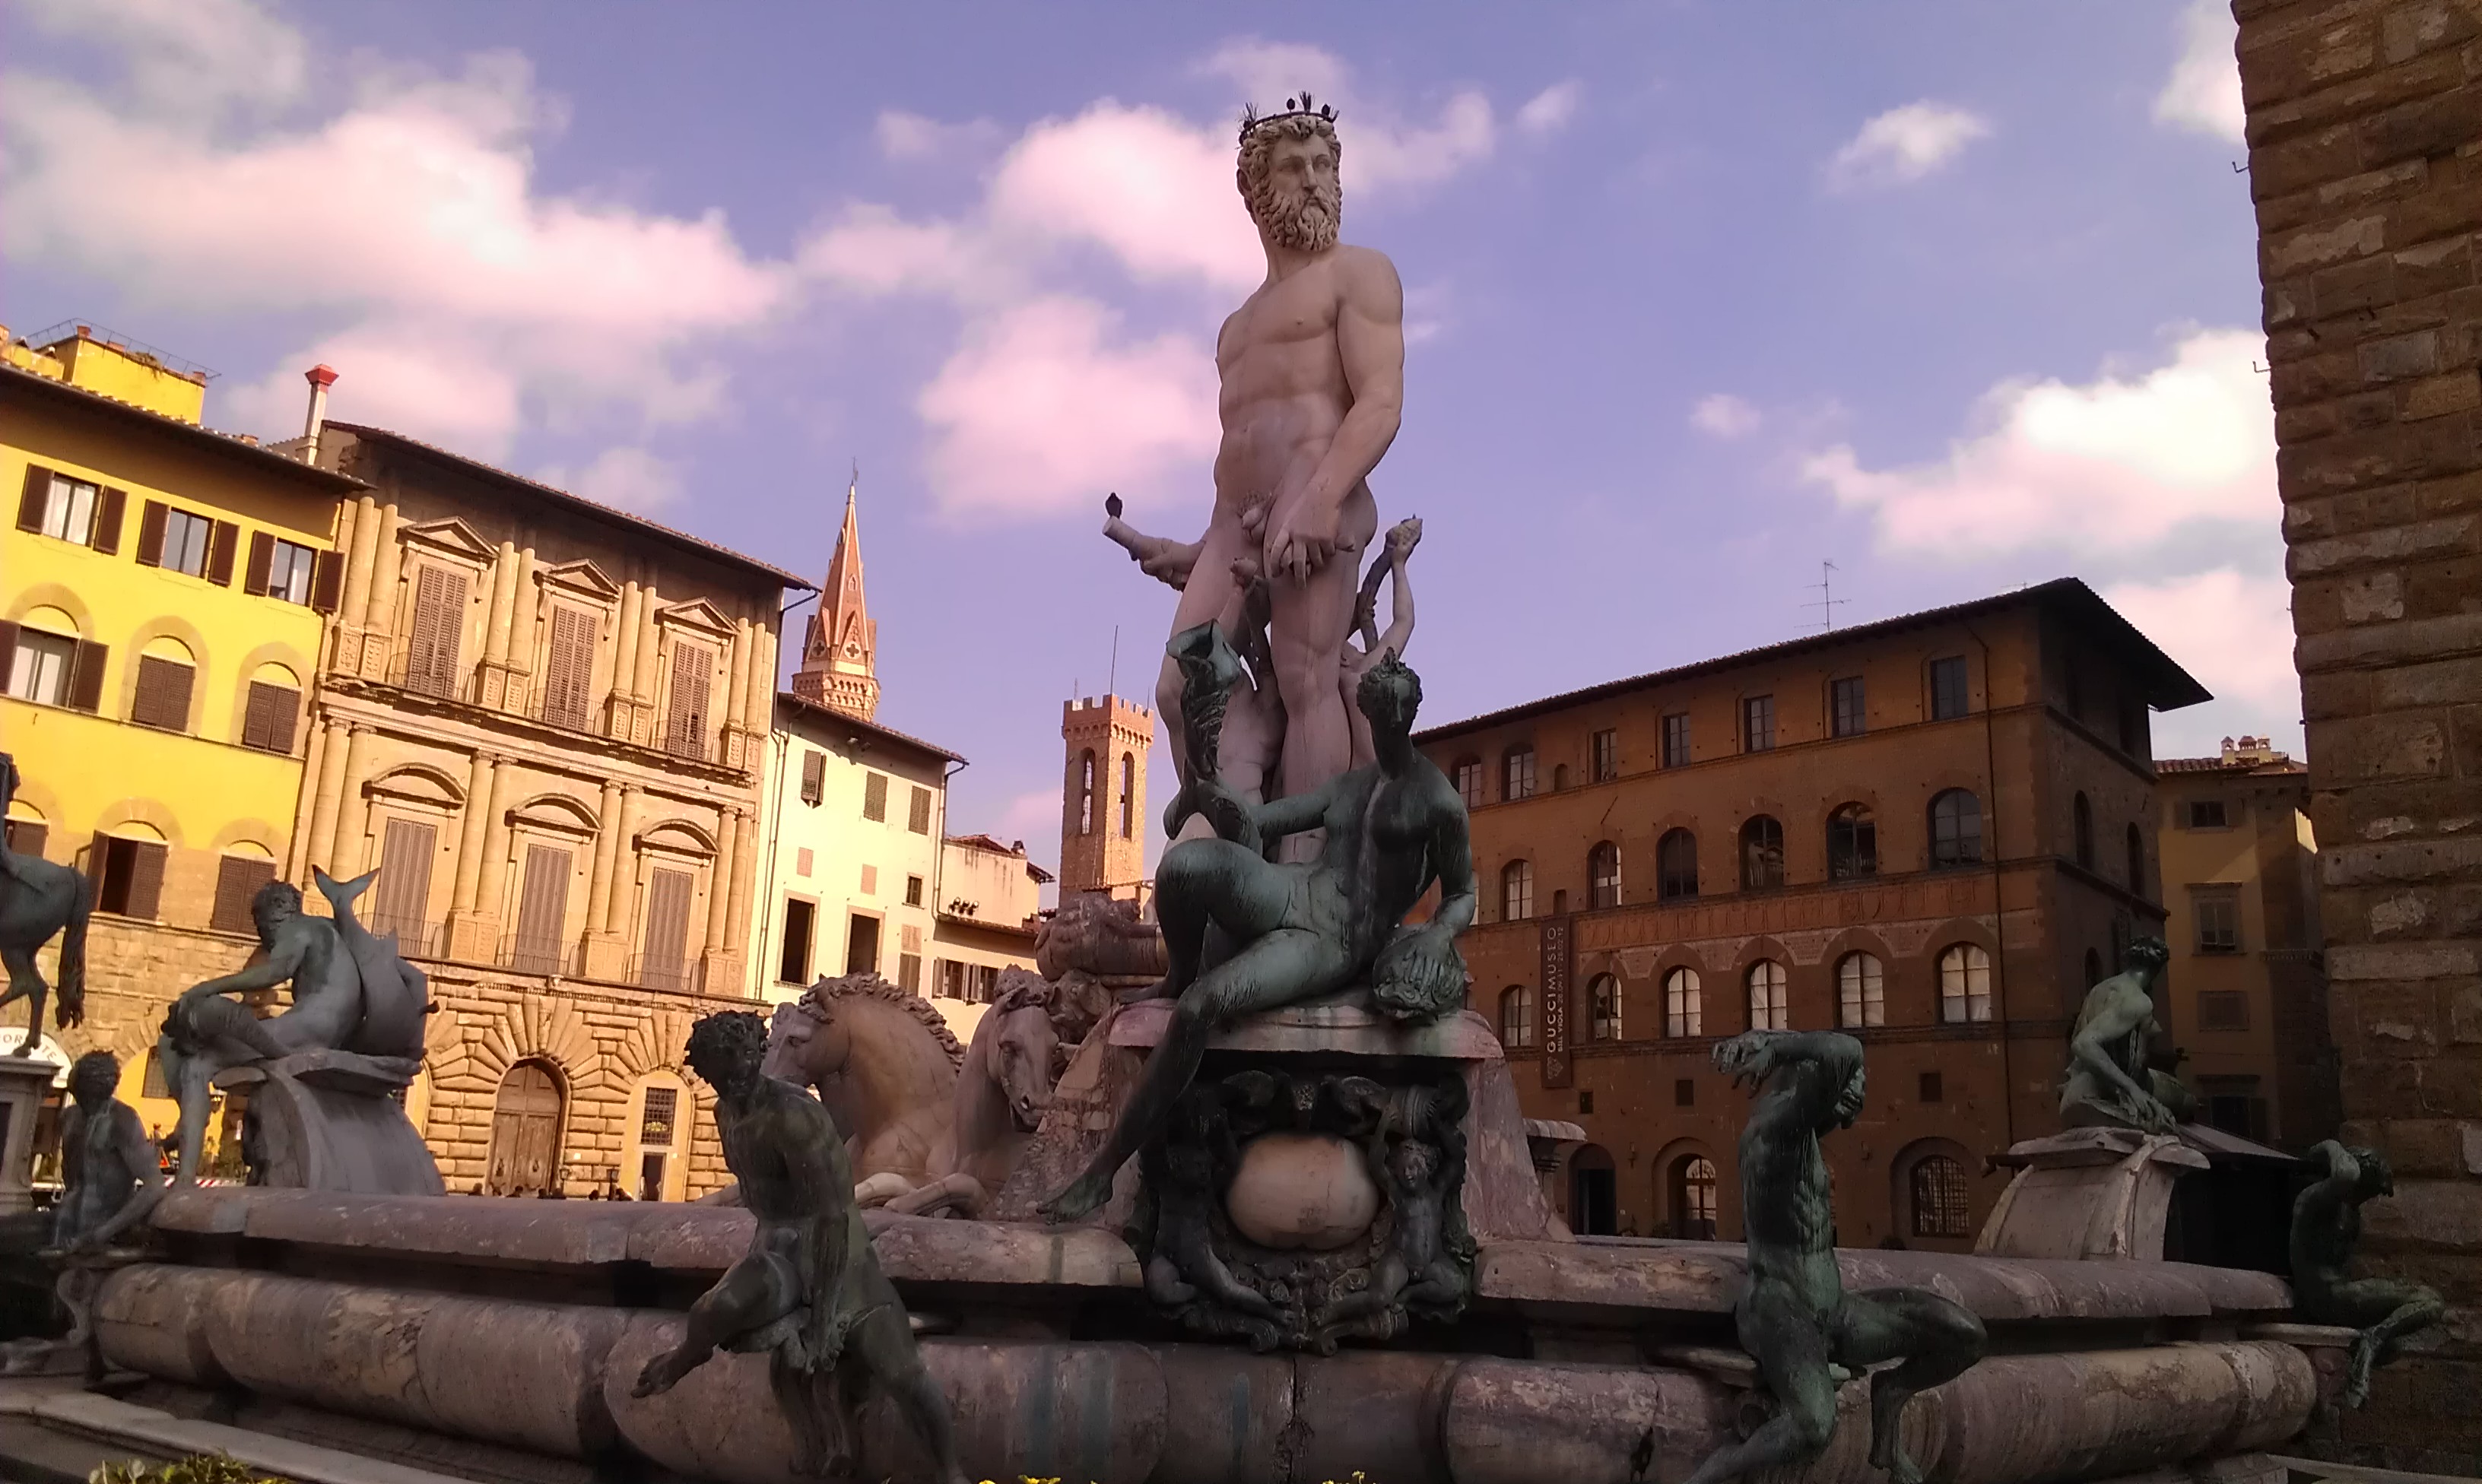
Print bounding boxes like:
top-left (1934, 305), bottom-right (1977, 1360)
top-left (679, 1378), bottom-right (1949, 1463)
top-left (1239, 91), bottom-right (1338, 144)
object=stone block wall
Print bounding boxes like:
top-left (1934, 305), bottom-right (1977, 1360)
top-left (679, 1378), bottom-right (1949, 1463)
top-left (2237, 0), bottom-right (2482, 1467)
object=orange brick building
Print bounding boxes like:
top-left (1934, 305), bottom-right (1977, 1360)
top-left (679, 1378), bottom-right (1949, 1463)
top-left (1416, 579), bottom-right (2207, 1251)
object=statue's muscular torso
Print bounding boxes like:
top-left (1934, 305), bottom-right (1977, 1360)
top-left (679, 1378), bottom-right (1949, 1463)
top-left (1739, 1076), bottom-right (1846, 1313)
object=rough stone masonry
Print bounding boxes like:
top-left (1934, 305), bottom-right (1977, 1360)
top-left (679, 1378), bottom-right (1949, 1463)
top-left (2236, 0), bottom-right (2482, 1469)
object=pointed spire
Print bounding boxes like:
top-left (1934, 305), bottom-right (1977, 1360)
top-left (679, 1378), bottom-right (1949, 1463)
top-left (791, 467), bottom-right (880, 722)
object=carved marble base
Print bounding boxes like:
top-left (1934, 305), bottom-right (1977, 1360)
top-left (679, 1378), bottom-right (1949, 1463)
top-left (214, 1051), bottom-right (445, 1196)
top-left (1974, 1126), bottom-right (2207, 1260)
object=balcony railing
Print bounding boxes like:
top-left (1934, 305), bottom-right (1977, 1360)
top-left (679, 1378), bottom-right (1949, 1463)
top-left (497, 933), bottom-right (582, 978)
top-left (631, 953), bottom-right (706, 996)
top-left (367, 912), bottom-right (446, 960)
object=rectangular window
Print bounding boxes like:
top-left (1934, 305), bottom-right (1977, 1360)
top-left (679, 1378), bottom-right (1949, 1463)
top-left (510, 845), bottom-right (572, 973)
top-left (905, 874), bottom-right (924, 907)
top-left (908, 785), bottom-right (932, 835)
top-left (129, 655), bottom-right (195, 731)
top-left (1454, 760), bottom-right (1484, 810)
top-left (863, 772), bottom-right (888, 822)
top-left (5, 629), bottom-right (77, 706)
top-left (1661, 712), bottom-right (1690, 769)
top-left (2194, 888), bottom-right (2242, 954)
top-left (1742, 696), bottom-right (1775, 753)
top-left (1503, 749), bottom-right (1536, 801)
top-left (258, 538), bottom-right (319, 604)
top-left (640, 1086), bottom-right (678, 1146)
top-left (35, 474), bottom-right (98, 545)
top-left (938, 959), bottom-right (965, 998)
top-left (4, 820), bottom-right (47, 858)
top-left (209, 855), bottom-right (276, 934)
top-left (900, 953), bottom-right (922, 992)
top-left (779, 898), bottom-right (815, 984)
top-left (1918, 1070), bottom-right (1944, 1104)
top-left (2198, 990), bottom-right (2251, 1031)
top-left (94, 835), bottom-right (167, 919)
top-left (540, 607), bottom-right (596, 731)
top-left (161, 507), bottom-right (213, 578)
top-left (370, 817), bottom-right (438, 950)
top-left (1830, 677), bottom-right (1865, 738)
top-left (405, 565), bottom-right (469, 698)
top-left (846, 913), bottom-right (881, 976)
top-left (1674, 1078), bottom-right (1694, 1108)
top-left (664, 642), bottom-right (712, 760)
top-left (799, 750), bottom-right (825, 806)
top-left (974, 964), bottom-right (1000, 1003)
top-left (1590, 728), bottom-right (1618, 782)
top-left (1930, 656), bottom-right (1969, 720)
top-left (2185, 799), bottom-right (2230, 829)
top-left (240, 681), bottom-right (300, 754)
top-left (640, 867), bottom-right (696, 991)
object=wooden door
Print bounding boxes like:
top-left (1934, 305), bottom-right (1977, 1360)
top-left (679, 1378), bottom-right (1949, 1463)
top-left (511, 845), bottom-right (570, 972)
top-left (486, 1061), bottom-right (563, 1194)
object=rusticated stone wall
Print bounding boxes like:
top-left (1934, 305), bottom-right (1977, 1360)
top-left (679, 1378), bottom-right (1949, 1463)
top-left (2237, 0), bottom-right (2482, 1468)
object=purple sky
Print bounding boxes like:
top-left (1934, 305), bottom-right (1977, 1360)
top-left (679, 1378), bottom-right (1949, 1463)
top-left (4, 1), bottom-right (2292, 877)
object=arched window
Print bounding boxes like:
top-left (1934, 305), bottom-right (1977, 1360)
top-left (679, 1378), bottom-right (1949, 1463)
top-left (2073, 791), bottom-right (2095, 870)
top-left (1119, 753), bottom-right (1136, 838)
top-left (631, 1073), bottom-right (687, 1201)
top-left (2125, 823), bottom-right (2144, 896)
top-left (1588, 842), bottom-right (1622, 909)
top-left (1503, 747), bottom-right (1537, 801)
top-left (1499, 985), bottom-right (1536, 1049)
top-left (1836, 952), bottom-right (1884, 1029)
top-left (486, 1058), bottom-right (567, 1195)
top-left (1668, 1154), bottom-right (1719, 1239)
top-left (2084, 948), bottom-right (2104, 989)
top-left (1453, 757), bottom-right (1484, 809)
top-left (1938, 943), bottom-right (1993, 1023)
top-left (1552, 763), bottom-right (1570, 793)
top-left (1589, 973), bottom-right (1622, 1040)
top-left (1077, 750), bottom-right (1096, 836)
top-left (129, 636), bottom-right (198, 733)
top-left (1928, 789), bottom-right (1982, 868)
top-left (1664, 967), bottom-right (1703, 1038)
top-left (1747, 959), bottom-right (1788, 1030)
top-left (1827, 803), bottom-right (1877, 880)
top-left (1909, 1154), bottom-right (1973, 1239)
top-left (1740, 815), bottom-right (1784, 890)
top-left (1501, 860), bottom-right (1535, 921)
top-left (1657, 829), bottom-right (1698, 900)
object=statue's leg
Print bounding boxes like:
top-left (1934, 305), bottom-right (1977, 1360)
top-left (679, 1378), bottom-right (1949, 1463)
top-left (1833, 1288), bottom-right (1987, 1484)
top-left (1681, 1279), bottom-right (1838, 1484)
top-left (634, 1252), bottom-right (796, 1397)
top-left (171, 993), bottom-right (287, 1062)
top-left (1265, 515), bottom-right (1370, 860)
top-left (2327, 1278), bottom-right (2446, 1405)
top-left (853, 1305), bottom-right (969, 1484)
top-left (161, 1033), bottom-right (243, 1188)
top-left (1043, 921), bottom-right (1344, 1223)
top-left (0, 948), bottom-right (40, 1052)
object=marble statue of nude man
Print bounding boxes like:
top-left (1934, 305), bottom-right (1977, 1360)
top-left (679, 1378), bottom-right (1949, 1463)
top-left (1103, 98), bottom-right (1404, 822)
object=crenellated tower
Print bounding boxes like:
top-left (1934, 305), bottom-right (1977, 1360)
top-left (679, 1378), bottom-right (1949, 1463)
top-left (1058, 693), bottom-right (1152, 900)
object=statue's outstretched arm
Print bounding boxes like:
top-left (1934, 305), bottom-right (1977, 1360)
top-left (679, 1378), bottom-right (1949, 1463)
top-left (1368, 518), bottom-right (1421, 661)
top-left (1252, 780), bottom-right (1337, 842)
top-left (1103, 496), bottom-right (1204, 591)
top-left (182, 939), bottom-right (304, 1001)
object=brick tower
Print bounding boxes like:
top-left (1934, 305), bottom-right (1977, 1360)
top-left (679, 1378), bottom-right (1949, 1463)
top-left (1058, 694), bottom-right (1152, 899)
top-left (791, 477), bottom-right (878, 721)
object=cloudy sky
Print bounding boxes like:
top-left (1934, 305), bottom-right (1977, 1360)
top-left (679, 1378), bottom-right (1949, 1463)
top-left (3, 0), bottom-right (2287, 870)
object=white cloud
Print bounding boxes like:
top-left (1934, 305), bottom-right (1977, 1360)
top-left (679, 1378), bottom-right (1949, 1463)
top-left (1691, 393), bottom-right (1761, 439)
top-left (874, 109), bottom-right (1001, 160)
top-left (1825, 101), bottom-right (1991, 191)
top-left (1517, 81), bottom-right (1584, 139)
top-left (916, 296), bottom-right (1220, 518)
top-left (4, 6), bottom-right (791, 457)
top-left (2155, 0), bottom-right (2247, 143)
top-left (1801, 328), bottom-right (2273, 558)
top-left (2105, 568), bottom-right (2301, 749)
top-left (987, 102), bottom-right (1264, 290)
top-left (537, 446), bottom-right (684, 514)
top-left (20, 0), bottom-right (304, 119)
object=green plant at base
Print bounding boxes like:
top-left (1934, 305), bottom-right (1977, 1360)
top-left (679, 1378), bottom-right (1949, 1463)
top-left (88, 1454), bottom-right (291, 1484)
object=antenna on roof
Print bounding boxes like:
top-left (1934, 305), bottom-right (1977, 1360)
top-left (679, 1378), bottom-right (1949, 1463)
top-left (1804, 560), bottom-right (1849, 632)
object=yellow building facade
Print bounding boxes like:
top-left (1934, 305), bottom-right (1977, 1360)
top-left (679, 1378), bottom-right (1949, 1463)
top-left (1, 325), bottom-right (359, 1141)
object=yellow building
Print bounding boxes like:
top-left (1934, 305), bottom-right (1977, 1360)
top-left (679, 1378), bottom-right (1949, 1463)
top-left (2156, 735), bottom-right (2337, 1151)
top-left (1, 324), bottom-right (359, 1141)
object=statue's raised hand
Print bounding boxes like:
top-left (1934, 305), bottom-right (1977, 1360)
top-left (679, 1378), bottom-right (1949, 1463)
top-left (1711, 1031), bottom-right (1785, 1089)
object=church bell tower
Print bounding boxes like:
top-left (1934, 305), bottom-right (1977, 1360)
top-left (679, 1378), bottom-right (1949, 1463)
top-left (792, 475), bottom-right (879, 722)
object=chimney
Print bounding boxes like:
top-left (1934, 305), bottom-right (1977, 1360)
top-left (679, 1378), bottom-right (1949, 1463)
top-left (301, 364), bottom-right (338, 464)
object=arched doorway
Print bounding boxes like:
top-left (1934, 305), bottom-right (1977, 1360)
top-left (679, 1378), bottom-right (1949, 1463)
top-left (486, 1060), bottom-right (565, 1195)
top-left (1569, 1144), bottom-right (1617, 1236)
top-left (1667, 1150), bottom-right (1719, 1239)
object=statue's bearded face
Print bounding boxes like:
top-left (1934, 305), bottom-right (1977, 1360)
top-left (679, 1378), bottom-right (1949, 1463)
top-left (1241, 122), bottom-right (1341, 254)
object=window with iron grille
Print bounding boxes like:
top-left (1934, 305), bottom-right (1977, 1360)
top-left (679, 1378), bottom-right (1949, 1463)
top-left (640, 1086), bottom-right (678, 1146)
top-left (1930, 656), bottom-right (1969, 720)
top-left (1591, 728), bottom-right (1618, 782)
top-left (1910, 1156), bottom-right (1972, 1238)
top-left (1742, 695), bottom-right (1775, 753)
top-left (1830, 677), bottom-right (1865, 738)
top-left (1670, 1156), bottom-right (1717, 1238)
